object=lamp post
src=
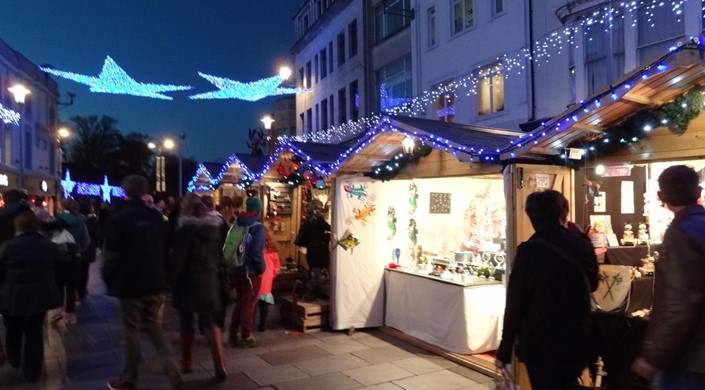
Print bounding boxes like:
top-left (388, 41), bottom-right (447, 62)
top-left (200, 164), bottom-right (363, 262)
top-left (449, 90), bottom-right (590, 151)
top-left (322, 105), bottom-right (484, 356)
top-left (8, 84), bottom-right (31, 191)
top-left (57, 127), bottom-right (70, 200)
top-left (177, 133), bottom-right (185, 197)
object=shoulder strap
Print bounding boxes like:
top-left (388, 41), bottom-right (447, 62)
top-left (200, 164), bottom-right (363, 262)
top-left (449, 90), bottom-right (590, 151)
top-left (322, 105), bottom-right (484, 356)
top-left (531, 238), bottom-right (594, 297)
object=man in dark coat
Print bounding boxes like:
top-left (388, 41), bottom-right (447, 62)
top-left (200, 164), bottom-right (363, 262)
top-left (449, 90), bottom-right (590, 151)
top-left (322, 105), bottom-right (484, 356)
top-left (102, 175), bottom-right (182, 390)
top-left (0, 211), bottom-right (64, 382)
top-left (294, 200), bottom-right (330, 269)
top-left (496, 190), bottom-right (598, 389)
top-left (633, 165), bottom-right (705, 388)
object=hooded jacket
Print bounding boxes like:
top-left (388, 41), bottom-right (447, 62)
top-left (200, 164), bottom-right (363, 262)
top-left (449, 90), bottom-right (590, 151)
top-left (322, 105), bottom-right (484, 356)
top-left (169, 214), bottom-right (225, 313)
top-left (56, 212), bottom-right (90, 252)
top-left (102, 199), bottom-right (170, 298)
top-left (232, 211), bottom-right (265, 276)
top-left (641, 204), bottom-right (705, 373)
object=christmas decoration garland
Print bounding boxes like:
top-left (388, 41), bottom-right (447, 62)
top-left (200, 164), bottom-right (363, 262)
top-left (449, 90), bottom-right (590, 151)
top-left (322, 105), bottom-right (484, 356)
top-left (366, 143), bottom-right (433, 181)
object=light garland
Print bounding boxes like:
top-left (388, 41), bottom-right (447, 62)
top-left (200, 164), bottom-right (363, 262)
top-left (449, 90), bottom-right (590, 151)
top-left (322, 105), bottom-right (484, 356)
top-left (60, 169), bottom-right (126, 203)
top-left (283, 0), bottom-right (692, 144)
top-left (189, 73), bottom-right (310, 101)
top-left (0, 103), bottom-right (20, 125)
top-left (186, 163), bottom-right (216, 193)
top-left (41, 56), bottom-right (192, 100)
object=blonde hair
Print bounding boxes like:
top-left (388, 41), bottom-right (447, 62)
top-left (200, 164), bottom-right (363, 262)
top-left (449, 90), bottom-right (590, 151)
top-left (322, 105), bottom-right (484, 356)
top-left (180, 193), bottom-right (207, 218)
top-left (264, 226), bottom-right (278, 252)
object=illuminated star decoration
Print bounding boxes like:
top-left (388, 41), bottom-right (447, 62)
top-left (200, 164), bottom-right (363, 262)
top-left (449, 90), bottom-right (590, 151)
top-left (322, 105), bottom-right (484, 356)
top-left (40, 56), bottom-right (192, 100)
top-left (0, 103), bottom-right (20, 125)
top-left (189, 73), bottom-right (309, 102)
top-left (101, 176), bottom-right (113, 203)
top-left (61, 169), bottom-right (76, 199)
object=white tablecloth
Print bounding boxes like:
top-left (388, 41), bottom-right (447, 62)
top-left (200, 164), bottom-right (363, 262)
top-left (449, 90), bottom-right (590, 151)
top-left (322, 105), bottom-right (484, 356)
top-left (384, 269), bottom-right (506, 354)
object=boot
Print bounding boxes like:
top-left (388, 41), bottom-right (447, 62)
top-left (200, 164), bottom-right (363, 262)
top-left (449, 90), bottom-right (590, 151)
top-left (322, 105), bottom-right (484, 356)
top-left (258, 301), bottom-right (268, 332)
top-left (205, 327), bottom-right (226, 382)
top-left (180, 333), bottom-right (195, 374)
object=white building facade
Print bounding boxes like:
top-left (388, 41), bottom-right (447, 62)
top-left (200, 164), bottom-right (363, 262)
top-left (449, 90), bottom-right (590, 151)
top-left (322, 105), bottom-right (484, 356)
top-left (292, 0), bottom-right (366, 135)
top-left (0, 38), bottom-right (60, 199)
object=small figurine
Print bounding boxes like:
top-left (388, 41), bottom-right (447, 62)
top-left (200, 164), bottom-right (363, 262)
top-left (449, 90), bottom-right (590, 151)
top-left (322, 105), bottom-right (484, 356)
top-left (408, 182), bottom-right (418, 214)
top-left (386, 207), bottom-right (397, 240)
top-left (638, 222), bottom-right (649, 243)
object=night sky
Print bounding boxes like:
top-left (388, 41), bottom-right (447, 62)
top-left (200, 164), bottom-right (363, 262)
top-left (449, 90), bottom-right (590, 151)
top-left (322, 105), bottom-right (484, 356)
top-left (0, 1), bottom-right (300, 162)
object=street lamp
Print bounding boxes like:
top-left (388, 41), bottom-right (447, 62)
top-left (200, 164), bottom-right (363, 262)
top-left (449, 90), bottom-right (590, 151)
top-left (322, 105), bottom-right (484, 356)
top-left (8, 84), bottom-right (31, 191)
top-left (279, 66), bottom-right (292, 81)
top-left (56, 127), bottom-right (70, 201)
top-left (261, 115), bottom-right (275, 130)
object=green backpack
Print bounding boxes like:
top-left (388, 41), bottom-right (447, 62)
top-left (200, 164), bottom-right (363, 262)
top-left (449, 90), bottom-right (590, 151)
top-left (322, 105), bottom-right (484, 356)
top-left (223, 222), bottom-right (261, 267)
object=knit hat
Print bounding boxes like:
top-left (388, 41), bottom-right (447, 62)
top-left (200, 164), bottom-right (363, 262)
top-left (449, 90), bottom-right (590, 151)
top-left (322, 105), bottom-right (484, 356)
top-left (246, 197), bottom-right (263, 212)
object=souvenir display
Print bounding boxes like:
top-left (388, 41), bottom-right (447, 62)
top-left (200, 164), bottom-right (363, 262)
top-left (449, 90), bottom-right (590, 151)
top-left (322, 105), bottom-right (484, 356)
top-left (637, 222), bottom-right (650, 243)
top-left (408, 182), bottom-right (418, 214)
top-left (386, 206), bottom-right (397, 240)
top-left (352, 202), bottom-right (376, 226)
top-left (344, 182), bottom-right (375, 201)
top-left (407, 219), bottom-right (418, 249)
top-left (621, 223), bottom-right (635, 245)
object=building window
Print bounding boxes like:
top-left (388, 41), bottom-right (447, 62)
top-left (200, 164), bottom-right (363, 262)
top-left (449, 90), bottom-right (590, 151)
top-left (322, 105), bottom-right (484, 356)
top-left (375, 0), bottom-right (412, 42)
top-left (320, 49), bottom-right (328, 79)
top-left (306, 109), bottom-right (313, 134)
top-left (3, 126), bottom-right (11, 165)
top-left (378, 56), bottom-right (413, 112)
top-left (337, 32), bottom-right (346, 67)
top-left (585, 18), bottom-right (624, 95)
top-left (637, 5), bottom-right (683, 62)
top-left (24, 129), bottom-right (31, 169)
top-left (349, 80), bottom-right (359, 121)
top-left (491, 0), bottom-right (504, 16)
top-left (338, 88), bottom-right (347, 124)
top-left (300, 113), bottom-right (305, 133)
top-left (329, 94), bottom-right (335, 126)
top-left (476, 63), bottom-right (505, 116)
top-left (433, 80), bottom-right (456, 122)
top-left (321, 99), bottom-right (328, 130)
top-left (315, 104), bottom-right (320, 132)
top-left (305, 62), bottom-right (312, 88)
top-left (314, 55), bottom-right (319, 83)
top-left (299, 67), bottom-right (305, 88)
top-left (427, 6), bottom-right (436, 47)
top-left (452, 0), bottom-right (474, 34)
top-left (328, 42), bottom-right (334, 74)
top-left (348, 20), bottom-right (358, 58)
top-left (49, 142), bottom-right (55, 174)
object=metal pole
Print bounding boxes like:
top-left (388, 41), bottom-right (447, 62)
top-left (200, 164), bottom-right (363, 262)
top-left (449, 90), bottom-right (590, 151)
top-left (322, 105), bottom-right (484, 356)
top-left (178, 132), bottom-right (185, 196)
top-left (18, 102), bottom-right (24, 191)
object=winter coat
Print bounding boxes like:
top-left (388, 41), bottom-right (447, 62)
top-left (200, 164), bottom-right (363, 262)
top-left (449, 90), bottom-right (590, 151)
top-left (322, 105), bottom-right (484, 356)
top-left (295, 216), bottom-right (330, 269)
top-left (259, 248), bottom-right (281, 295)
top-left (0, 202), bottom-right (31, 245)
top-left (497, 226), bottom-right (598, 373)
top-left (169, 214), bottom-right (225, 314)
top-left (0, 231), bottom-right (65, 316)
top-left (231, 211), bottom-right (265, 277)
top-left (641, 204), bottom-right (705, 373)
top-left (102, 199), bottom-right (170, 298)
top-left (82, 214), bottom-right (101, 263)
top-left (56, 213), bottom-right (91, 254)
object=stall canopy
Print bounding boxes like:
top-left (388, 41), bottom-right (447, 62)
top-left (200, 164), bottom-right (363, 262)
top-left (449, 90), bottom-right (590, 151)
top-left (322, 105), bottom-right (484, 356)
top-left (502, 40), bottom-right (705, 162)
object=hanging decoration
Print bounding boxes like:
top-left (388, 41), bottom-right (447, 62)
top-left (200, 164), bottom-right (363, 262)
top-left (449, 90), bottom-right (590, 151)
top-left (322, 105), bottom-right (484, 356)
top-left (408, 182), bottom-right (418, 214)
top-left (407, 219), bottom-right (418, 249)
top-left (189, 73), bottom-right (309, 101)
top-left (336, 229), bottom-right (361, 252)
top-left (0, 103), bottom-right (20, 125)
top-left (352, 202), bottom-right (377, 226)
top-left (579, 86), bottom-right (705, 155)
top-left (386, 206), bottom-right (397, 240)
top-left (41, 56), bottom-right (192, 100)
top-left (343, 182), bottom-right (374, 201)
top-left (367, 143), bottom-right (433, 181)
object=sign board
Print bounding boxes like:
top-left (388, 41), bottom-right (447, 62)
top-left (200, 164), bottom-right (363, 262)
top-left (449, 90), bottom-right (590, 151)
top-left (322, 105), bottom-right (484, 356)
top-left (535, 174), bottom-right (550, 189)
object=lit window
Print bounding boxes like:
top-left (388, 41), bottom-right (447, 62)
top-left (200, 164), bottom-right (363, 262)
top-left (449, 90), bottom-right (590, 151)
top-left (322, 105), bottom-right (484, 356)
top-left (476, 63), bottom-right (504, 116)
top-left (433, 80), bottom-right (455, 122)
top-left (452, 0), bottom-right (474, 34)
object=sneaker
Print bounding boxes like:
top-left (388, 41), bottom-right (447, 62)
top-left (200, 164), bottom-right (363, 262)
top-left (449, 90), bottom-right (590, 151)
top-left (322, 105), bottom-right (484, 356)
top-left (243, 337), bottom-right (257, 348)
top-left (107, 378), bottom-right (136, 390)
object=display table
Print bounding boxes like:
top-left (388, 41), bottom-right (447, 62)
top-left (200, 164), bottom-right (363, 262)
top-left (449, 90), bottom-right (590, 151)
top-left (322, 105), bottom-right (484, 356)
top-left (384, 268), bottom-right (506, 354)
top-left (605, 245), bottom-right (660, 267)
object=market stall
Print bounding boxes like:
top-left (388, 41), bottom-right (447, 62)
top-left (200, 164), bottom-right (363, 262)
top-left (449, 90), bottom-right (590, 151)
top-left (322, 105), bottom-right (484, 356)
top-left (326, 116), bottom-right (522, 355)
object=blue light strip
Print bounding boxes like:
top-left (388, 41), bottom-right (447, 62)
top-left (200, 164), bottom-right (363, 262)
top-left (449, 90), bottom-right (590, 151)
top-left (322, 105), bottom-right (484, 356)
top-left (186, 163), bottom-right (216, 192)
top-left (60, 169), bottom-right (125, 203)
top-left (41, 56), bottom-right (192, 100)
top-left (0, 103), bottom-right (20, 125)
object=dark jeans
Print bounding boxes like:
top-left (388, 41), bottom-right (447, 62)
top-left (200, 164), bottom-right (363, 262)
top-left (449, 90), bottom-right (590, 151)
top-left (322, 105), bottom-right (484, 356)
top-left (229, 274), bottom-right (262, 339)
top-left (58, 257), bottom-right (79, 313)
top-left (118, 294), bottom-right (178, 382)
top-left (654, 370), bottom-right (705, 389)
top-left (178, 311), bottom-right (214, 334)
top-left (77, 258), bottom-right (90, 301)
top-left (4, 314), bottom-right (45, 381)
top-left (526, 364), bottom-right (580, 390)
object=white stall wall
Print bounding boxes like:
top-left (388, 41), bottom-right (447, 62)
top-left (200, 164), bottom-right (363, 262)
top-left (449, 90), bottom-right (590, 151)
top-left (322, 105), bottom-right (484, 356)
top-left (331, 175), bottom-right (505, 330)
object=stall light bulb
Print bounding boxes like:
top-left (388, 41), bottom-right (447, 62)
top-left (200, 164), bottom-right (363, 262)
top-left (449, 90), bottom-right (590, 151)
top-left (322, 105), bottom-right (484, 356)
top-left (595, 165), bottom-right (606, 175)
top-left (643, 124), bottom-right (652, 132)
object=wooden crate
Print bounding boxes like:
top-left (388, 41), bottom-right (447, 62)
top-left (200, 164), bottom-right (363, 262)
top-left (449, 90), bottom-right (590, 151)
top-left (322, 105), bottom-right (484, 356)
top-left (278, 295), bottom-right (330, 333)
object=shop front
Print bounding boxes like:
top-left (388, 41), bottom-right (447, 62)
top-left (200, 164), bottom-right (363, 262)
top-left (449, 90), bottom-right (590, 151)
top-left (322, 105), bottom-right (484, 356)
top-left (324, 116), bottom-right (522, 368)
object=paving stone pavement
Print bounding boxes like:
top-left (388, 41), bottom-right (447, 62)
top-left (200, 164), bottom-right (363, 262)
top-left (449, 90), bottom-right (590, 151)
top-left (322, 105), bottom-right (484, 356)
top-left (0, 253), bottom-right (494, 389)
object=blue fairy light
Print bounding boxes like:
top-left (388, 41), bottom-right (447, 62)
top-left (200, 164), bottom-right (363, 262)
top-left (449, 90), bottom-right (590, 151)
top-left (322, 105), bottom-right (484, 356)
top-left (41, 56), bottom-right (192, 100)
top-left (190, 73), bottom-right (309, 102)
top-left (0, 103), bottom-right (20, 125)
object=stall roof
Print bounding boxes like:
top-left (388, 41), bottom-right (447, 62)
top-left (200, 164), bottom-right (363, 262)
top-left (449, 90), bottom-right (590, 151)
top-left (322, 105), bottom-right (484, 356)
top-left (502, 40), bottom-right (705, 160)
top-left (285, 141), bottom-right (351, 164)
top-left (326, 115), bottom-right (522, 175)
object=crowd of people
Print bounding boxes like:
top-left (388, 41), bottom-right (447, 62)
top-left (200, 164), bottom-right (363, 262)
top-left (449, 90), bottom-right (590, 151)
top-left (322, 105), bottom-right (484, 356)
top-left (0, 175), bottom-right (281, 389)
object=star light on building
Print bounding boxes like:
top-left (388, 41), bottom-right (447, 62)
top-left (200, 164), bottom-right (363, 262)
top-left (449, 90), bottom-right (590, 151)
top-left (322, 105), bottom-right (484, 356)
top-left (0, 103), bottom-right (20, 125)
top-left (40, 56), bottom-right (192, 100)
top-left (189, 72), bottom-right (309, 102)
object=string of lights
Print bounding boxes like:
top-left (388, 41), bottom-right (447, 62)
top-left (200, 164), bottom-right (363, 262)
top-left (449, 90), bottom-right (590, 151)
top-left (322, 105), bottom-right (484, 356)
top-left (0, 103), bottom-right (20, 125)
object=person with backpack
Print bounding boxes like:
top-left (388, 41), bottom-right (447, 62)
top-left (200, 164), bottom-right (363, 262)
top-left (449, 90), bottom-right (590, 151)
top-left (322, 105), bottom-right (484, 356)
top-left (226, 196), bottom-right (265, 348)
